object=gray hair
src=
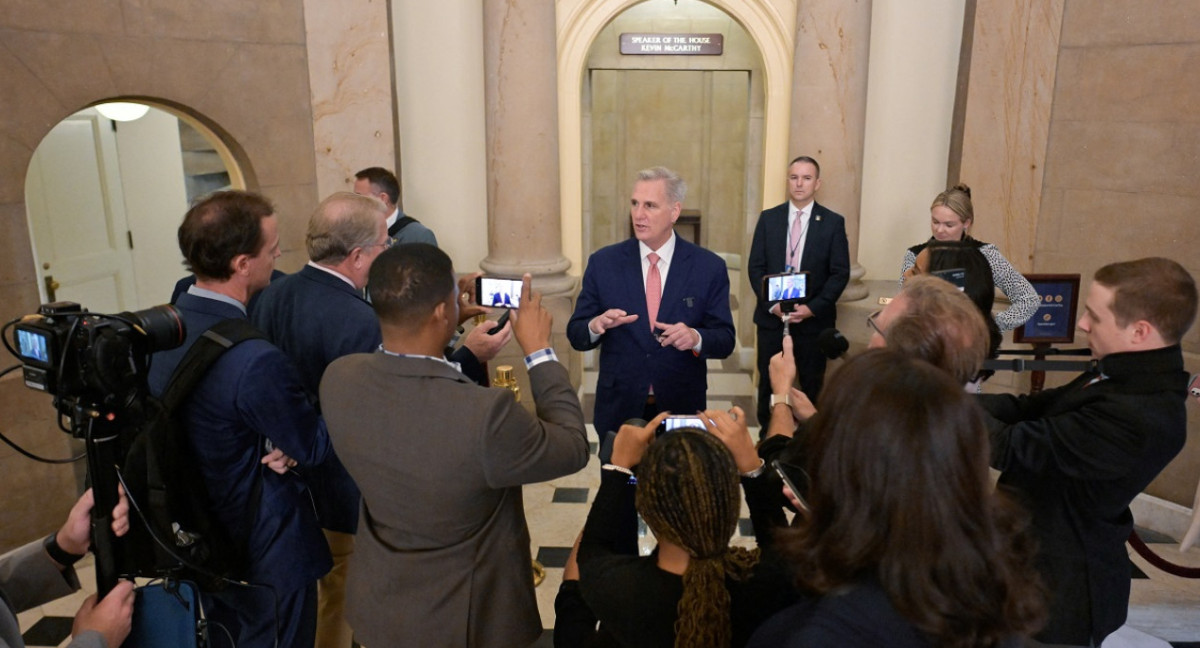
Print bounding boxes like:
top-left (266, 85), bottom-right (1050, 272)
top-left (636, 166), bottom-right (686, 204)
top-left (306, 192), bottom-right (387, 264)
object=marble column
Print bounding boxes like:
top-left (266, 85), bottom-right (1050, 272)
top-left (481, 0), bottom-right (578, 390)
top-left (391, 0), bottom-right (489, 267)
top-left (789, 0), bottom-right (872, 301)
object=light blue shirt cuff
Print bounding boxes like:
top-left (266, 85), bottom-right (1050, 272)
top-left (524, 347), bottom-right (559, 369)
top-left (692, 329), bottom-right (703, 353)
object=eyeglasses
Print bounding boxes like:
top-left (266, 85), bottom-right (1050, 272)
top-left (866, 310), bottom-right (885, 338)
top-left (363, 237), bottom-right (397, 251)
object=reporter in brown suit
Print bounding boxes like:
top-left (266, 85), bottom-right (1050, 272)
top-left (319, 243), bottom-right (589, 648)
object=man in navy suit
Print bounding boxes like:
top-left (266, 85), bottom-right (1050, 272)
top-left (147, 191), bottom-right (332, 648)
top-left (250, 193), bottom-right (510, 647)
top-left (748, 156), bottom-right (850, 430)
top-left (568, 167), bottom-right (735, 444)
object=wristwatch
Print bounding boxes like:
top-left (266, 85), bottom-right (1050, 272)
top-left (770, 393), bottom-right (791, 409)
top-left (43, 533), bottom-right (84, 567)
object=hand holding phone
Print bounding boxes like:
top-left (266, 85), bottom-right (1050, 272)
top-left (771, 459), bottom-right (811, 515)
top-left (487, 309), bottom-right (511, 335)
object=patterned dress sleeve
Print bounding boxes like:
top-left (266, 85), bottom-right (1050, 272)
top-left (899, 249), bottom-right (917, 289)
top-left (980, 244), bottom-right (1039, 331)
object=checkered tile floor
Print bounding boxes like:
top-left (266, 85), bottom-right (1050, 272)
top-left (17, 359), bottom-right (1200, 647)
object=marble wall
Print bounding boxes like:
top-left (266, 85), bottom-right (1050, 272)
top-left (0, 0), bottom-right (323, 551)
top-left (303, 0), bottom-right (396, 201)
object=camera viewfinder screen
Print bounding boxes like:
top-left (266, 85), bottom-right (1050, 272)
top-left (480, 277), bottom-right (521, 309)
top-left (17, 328), bottom-right (51, 365)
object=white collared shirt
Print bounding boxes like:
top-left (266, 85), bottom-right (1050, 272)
top-left (385, 207), bottom-right (400, 231)
top-left (307, 261), bottom-right (356, 289)
top-left (639, 232), bottom-right (677, 289)
top-left (787, 201), bottom-right (813, 270)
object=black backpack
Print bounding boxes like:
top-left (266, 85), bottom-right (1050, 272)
top-left (121, 318), bottom-right (265, 591)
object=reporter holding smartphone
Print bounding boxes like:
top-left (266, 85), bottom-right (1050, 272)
top-left (569, 412), bottom-right (794, 648)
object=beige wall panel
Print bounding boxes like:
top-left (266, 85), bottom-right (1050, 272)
top-left (958, 0), bottom-right (1063, 275)
top-left (1042, 121), bottom-right (1200, 198)
top-left (1053, 44), bottom-right (1200, 124)
top-left (1059, 0), bottom-right (1200, 47)
top-left (0, 0), bottom-right (125, 34)
top-left (121, 0), bottom-right (305, 43)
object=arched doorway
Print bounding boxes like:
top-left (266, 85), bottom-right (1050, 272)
top-left (24, 100), bottom-right (245, 313)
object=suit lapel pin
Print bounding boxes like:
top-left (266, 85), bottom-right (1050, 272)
top-left (683, 297), bottom-right (695, 307)
top-left (815, 215), bottom-right (822, 222)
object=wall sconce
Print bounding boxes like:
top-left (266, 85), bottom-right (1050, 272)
top-left (94, 102), bottom-right (150, 122)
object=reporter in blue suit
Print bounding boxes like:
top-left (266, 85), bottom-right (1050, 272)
top-left (148, 191), bottom-right (332, 648)
top-left (568, 167), bottom-right (735, 442)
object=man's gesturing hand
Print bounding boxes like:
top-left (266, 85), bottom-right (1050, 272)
top-left (589, 309), bottom-right (638, 335)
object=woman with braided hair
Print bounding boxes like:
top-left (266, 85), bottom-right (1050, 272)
top-left (566, 411), bottom-right (795, 648)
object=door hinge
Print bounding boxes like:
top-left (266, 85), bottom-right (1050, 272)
top-left (127, 230), bottom-right (134, 249)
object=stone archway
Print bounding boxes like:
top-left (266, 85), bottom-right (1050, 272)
top-left (556, 0), bottom-right (796, 270)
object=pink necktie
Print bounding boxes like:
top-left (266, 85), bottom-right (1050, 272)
top-left (788, 214), bottom-right (804, 270)
top-left (646, 252), bottom-right (662, 330)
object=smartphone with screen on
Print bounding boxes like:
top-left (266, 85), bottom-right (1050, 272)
top-left (657, 415), bottom-right (708, 434)
top-left (475, 275), bottom-right (522, 308)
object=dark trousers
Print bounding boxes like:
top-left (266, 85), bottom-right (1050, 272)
top-left (205, 580), bottom-right (318, 648)
top-left (756, 325), bottom-right (827, 434)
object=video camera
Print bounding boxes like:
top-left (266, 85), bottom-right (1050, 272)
top-left (8, 301), bottom-right (185, 414)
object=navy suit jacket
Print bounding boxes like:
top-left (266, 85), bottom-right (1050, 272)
top-left (147, 292), bottom-right (333, 594)
top-left (568, 237), bottom-right (735, 436)
top-left (748, 201), bottom-right (850, 334)
top-left (249, 265), bottom-right (379, 534)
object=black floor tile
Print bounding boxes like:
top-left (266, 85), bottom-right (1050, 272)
top-left (552, 487), bottom-right (590, 503)
top-left (537, 546), bottom-right (574, 569)
top-left (23, 616), bottom-right (73, 647)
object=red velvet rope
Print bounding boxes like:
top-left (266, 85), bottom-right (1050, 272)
top-left (1128, 530), bottom-right (1200, 579)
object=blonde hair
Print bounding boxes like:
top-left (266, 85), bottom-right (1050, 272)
top-left (930, 183), bottom-right (974, 227)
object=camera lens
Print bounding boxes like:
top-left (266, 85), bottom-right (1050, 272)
top-left (122, 305), bottom-right (186, 353)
